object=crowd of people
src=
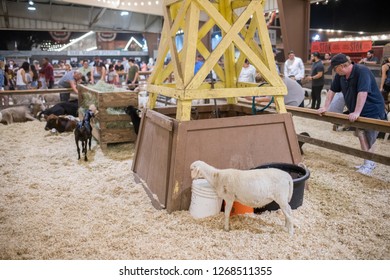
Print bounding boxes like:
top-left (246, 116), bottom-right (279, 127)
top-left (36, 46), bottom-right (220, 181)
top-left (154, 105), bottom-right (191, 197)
top-left (0, 56), bottom-right (155, 93)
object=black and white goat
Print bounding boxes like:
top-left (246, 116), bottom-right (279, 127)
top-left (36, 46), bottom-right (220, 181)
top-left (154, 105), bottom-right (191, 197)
top-left (75, 105), bottom-right (97, 161)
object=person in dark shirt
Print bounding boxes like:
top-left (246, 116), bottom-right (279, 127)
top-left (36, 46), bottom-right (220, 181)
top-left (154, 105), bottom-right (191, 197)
top-left (305, 52), bottom-right (325, 109)
top-left (126, 59), bottom-right (139, 88)
top-left (114, 60), bottom-right (125, 82)
top-left (317, 53), bottom-right (386, 176)
top-left (358, 49), bottom-right (379, 65)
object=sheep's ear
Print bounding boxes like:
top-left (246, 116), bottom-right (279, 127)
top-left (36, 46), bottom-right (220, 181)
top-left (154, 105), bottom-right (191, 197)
top-left (191, 166), bottom-right (200, 179)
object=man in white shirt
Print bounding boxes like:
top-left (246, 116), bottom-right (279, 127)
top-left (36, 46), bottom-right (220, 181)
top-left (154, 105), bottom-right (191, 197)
top-left (283, 50), bottom-right (305, 85)
top-left (238, 59), bottom-right (257, 83)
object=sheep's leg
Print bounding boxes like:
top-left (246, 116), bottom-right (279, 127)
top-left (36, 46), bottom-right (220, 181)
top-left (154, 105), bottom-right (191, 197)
top-left (278, 201), bottom-right (294, 236)
top-left (83, 140), bottom-right (88, 161)
top-left (88, 136), bottom-right (92, 150)
top-left (25, 113), bottom-right (36, 121)
top-left (224, 200), bottom-right (234, 231)
top-left (76, 140), bottom-right (81, 160)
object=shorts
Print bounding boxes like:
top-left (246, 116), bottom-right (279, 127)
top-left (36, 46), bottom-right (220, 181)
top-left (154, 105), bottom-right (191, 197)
top-left (354, 128), bottom-right (379, 149)
top-left (328, 92), bottom-right (345, 113)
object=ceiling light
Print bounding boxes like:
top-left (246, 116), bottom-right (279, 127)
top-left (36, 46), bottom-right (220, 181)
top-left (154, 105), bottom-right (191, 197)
top-left (86, 46), bottom-right (98, 51)
top-left (28, 5), bottom-right (36, 11)
top-left (28, 0), bottom-right (34, 4)
top-left (120, 11), bottom-right (129, 16)
top-left (57, 31), bottom-right (95, 51)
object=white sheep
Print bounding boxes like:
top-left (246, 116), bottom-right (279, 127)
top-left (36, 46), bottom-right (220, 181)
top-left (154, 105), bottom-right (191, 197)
top-left (190, 160), bottom-right (295, 235)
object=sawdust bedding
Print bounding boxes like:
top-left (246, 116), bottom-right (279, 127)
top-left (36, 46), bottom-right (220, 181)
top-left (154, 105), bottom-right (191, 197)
top-left (0, 116), bottom-right (389, 260)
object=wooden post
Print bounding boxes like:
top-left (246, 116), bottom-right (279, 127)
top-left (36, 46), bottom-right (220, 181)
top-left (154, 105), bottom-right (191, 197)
top-left (277, 0), bottom-right (311, 60)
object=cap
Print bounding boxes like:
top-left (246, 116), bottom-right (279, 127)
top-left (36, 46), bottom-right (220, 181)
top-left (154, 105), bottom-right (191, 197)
top-left (331, 53), bottom-right (348, 69)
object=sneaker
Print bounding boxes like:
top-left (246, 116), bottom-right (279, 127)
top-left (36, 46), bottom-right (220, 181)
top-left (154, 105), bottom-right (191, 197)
top-left (365, 161), bottom-right (376, 170)
top-left (356, 165), bottom-right (373, 176)
top-left (356, 161), bottom-right (376, 176)
top-left (355, 160), bottom-right (376, 170)
top-left (355, 161), bottom-right (364, 169)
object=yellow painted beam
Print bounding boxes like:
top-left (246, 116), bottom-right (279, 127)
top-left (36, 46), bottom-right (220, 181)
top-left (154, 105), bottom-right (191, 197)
top-left (164, 6), bottom-right (184, 89)
top-left (169, 0), bottom-right (191, 38)
top-left (219, 0), bottom-right (236, 95)
top-left (187, 0), bottom-right (239, 90)
top-left (196, 18), bottom-right (225, 82)
top-left (148, 83), bottom-right (287, 100)
top-left (165, 0), bottom-right (182, 6)
top-left (274, 95), bottom-right (287, 113)
top-left (147, 0), bottom-right (286, 116)
top-left (180, 87), bottom-right (287, 100)
top-left (147, 92), bottom-right (159, 110)
top-left (235, 18), bottom-right (258, 75)
top-left (231, 0), bottom-right (253, 9)
top-left (253, 7), bottom-right (278, 75)
top-left (176, 99), bottom-right (192, 121)
top-left (196, 43), bottom-right (226, 83)
top-left (182, 2), bottom-right (200, 86)
top-left (148, 19), bottom-right (169, 84)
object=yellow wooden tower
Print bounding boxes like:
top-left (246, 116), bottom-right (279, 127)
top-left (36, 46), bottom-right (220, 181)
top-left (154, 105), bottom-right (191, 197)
top-left (147, 0), bottom-right (287, 121)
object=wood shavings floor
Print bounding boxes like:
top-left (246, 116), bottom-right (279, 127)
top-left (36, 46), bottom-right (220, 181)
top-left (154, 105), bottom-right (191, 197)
top-left (0, 117), bottom-right (389, 260)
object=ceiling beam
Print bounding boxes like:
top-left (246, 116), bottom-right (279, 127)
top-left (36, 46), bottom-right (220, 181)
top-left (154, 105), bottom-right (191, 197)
top-left (89, 7), bottom-right (107, 28)
top-left (1, 0), bottom-right (10, 28)
top-left (144, 16), bottom-right (161, 32)
top-left (126, 12), bottom-right (134, 30)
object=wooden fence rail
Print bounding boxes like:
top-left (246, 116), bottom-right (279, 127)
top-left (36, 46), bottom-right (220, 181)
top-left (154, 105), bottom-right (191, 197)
top-left (237, 99), bottom-right (390, 166)
top-left (0, 88), bottom-right (73, 109)
top-left (285, 105), bottom-right (390, 166)
top-left (0, 88), bottom-right (72, 96)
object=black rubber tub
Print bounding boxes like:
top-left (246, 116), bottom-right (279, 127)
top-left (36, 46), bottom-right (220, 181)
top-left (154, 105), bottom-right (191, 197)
top-left (253, 163), bottom-right (310, 212)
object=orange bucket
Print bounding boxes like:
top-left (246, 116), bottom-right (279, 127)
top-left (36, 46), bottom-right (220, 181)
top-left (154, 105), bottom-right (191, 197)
top-left (224, 201), bottom-right (254, 216)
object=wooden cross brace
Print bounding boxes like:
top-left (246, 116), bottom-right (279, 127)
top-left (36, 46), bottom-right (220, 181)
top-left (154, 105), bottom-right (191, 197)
top-left (148, 0), bottom-right (287, 120)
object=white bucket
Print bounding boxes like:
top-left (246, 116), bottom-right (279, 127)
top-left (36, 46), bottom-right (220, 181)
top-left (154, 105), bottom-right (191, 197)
top-left (189, 179), bottom-right (222, 219)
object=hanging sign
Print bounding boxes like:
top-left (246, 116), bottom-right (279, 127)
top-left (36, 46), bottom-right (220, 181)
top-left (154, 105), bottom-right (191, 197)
top-left (311, 40), bottom-right (372, 54)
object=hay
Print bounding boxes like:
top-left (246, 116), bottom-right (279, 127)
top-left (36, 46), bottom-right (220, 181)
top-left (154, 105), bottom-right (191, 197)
top-left (0, 116), bottom-right (389, 260)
